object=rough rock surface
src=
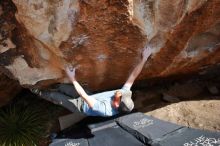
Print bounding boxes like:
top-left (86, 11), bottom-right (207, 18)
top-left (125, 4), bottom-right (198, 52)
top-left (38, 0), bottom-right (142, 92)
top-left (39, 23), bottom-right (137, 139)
top-left (0, 0), bottom-right (220, 90)
top-left (0, 71), bottom-right (22, 107)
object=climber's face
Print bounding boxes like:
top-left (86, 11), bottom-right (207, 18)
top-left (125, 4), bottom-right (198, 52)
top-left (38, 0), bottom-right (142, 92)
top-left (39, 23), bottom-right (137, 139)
top-left (114, 91), bottom-right (122, 100)
top-left (112, 91), bottom-right (122, 108)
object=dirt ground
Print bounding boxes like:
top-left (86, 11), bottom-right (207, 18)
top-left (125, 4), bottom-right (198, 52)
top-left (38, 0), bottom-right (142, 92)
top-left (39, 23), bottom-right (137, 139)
top-left (145, 100), bottom-right (220, 132)
top-left (133, 79), bottom-right (220, 132)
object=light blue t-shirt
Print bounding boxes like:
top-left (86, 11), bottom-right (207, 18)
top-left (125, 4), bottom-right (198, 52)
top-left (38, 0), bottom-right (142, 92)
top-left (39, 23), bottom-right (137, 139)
top-left (83, 87), bottom-right (131, 117)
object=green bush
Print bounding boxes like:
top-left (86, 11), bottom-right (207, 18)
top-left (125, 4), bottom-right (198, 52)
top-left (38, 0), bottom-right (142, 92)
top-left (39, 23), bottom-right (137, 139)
top-left (0, 106), bottom-right (47, 146)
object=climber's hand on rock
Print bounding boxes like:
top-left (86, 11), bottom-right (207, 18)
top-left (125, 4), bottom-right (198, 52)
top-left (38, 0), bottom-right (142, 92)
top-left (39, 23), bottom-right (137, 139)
top-left (65, 66), bottom-right (76, 81)
top-left (142, 46), bottom-right (152, 61)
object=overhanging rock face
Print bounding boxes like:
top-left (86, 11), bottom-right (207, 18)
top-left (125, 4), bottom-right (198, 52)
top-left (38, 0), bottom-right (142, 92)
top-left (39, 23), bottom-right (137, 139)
top-left (0, 71), bottom-right (21, 107)
top-left (0, 0), bottom-right (220, 90)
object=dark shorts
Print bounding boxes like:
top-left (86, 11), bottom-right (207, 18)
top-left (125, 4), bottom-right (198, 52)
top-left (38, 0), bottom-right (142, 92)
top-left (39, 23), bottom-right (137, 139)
top-left (41, 84), bottom-right (88, 114)
top-left (69, 97), bottom-right (84, 113)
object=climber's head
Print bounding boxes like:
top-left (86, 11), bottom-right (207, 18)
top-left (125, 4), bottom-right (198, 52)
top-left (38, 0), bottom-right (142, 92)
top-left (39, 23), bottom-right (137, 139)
top-left (112, 91), bottom-right (122, 109)
top-left (112, 90), bottom-right (134, 113)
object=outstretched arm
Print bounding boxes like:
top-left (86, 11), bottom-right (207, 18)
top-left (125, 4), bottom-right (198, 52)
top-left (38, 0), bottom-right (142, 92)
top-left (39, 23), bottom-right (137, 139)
top-left (123, 47), bottom-right (152, 90)
top-left (66, 67), bottom-right (95, 108)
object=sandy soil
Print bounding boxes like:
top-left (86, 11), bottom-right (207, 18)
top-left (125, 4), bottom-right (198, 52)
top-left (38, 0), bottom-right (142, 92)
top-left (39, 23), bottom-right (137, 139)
top-left (145, 100), bottom-right (220, 132)
top-left (133, 79), bottom-right (220, 132)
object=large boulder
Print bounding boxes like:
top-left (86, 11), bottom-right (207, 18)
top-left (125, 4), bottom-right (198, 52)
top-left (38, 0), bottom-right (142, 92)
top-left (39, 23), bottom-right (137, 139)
top-left (0, 0), bottom-right (220, 90)
top-left (0, 71), bottom-right (22, 107)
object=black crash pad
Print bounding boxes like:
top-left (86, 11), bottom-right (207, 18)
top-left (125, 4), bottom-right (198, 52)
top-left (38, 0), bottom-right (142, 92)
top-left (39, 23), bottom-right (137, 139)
top-left (152, 127), bottom-right (220, 146)
top-left (50, 138), bottom-right (88, 146)
top-left (116, 112), bottom-right (183, 144)
top-left (87, 120), bottom-right (144, 146)
top-left (50, 112), bottom-right (220, 146)
top-left (50, 119), bottom-right (144, 146)
top-left (117, 112), bottom-right (220, 146)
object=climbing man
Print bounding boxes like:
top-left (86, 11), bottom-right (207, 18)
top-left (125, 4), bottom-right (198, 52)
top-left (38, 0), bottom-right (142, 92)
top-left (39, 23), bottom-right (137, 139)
top-left (31, 46), bottom-right (152, 118)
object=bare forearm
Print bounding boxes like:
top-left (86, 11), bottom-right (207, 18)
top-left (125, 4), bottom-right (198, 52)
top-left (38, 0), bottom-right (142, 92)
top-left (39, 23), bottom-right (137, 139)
top-left (126, 59), bottom-right (145, 84)
top-left (133, 60), bottom-right (145, 77)
top-left (72, 80), bottom-right (95, 108)
top-left (123, 46), bottom-right (152, 90)
top-left (65, 66), bottom-right (95, 108)
top-left (72, 80), bottom-right (87, 98)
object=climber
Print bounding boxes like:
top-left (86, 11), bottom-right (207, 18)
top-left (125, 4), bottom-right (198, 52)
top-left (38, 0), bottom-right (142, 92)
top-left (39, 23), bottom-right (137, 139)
top-left (31, 46), bottom-right (152, 117)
